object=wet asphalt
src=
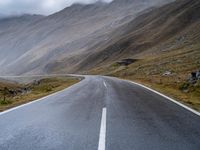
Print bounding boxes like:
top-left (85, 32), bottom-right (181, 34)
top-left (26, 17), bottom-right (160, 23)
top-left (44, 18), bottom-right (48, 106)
top-left (0, 76), bottom-right (199, 150)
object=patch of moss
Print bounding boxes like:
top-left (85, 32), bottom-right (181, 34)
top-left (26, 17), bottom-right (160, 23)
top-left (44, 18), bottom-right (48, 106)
top-left (179, 82), bottom-right (190, 91)
top-left (110, 63), bottom-right (120, 68)
top-left (0, 99), bottom-right (12, 105)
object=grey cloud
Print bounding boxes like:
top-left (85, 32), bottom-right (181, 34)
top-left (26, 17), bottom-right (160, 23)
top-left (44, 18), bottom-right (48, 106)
top-left (0, 0), bottom-right (113, 16)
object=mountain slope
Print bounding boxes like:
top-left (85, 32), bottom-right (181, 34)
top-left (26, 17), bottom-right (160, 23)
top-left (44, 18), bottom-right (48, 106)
top-left (88, 0), bottom-right (200, 110)
top-left (0, 14), bottom-right (44, 68)
top-left (76, 0), bottom-right (200, 72)
top-left (0, 0), bottom-right (173, 75)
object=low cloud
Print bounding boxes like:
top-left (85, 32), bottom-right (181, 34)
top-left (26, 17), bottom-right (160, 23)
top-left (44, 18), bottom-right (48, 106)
top-left (0, 0), bottom-right (113, 16)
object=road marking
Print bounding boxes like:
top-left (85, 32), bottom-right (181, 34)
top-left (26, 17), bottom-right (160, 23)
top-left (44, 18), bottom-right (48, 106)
top-left (103, 76), bottom-right (200, 116)
top-left (128, 81), bottom-right (200, 116)
top-left (103, 82), bottom-right (107, 88)
top-left (98, 107), bottom-right (107, 150)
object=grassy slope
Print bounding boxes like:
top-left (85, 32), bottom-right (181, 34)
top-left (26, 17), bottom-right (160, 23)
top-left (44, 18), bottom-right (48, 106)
top-left (75, 0), bottom-right (200, 73)
top-left (88, 0), bottom-right (200, 111)
top-left (90, 43), bottom-right (200, 111)
top-left (0, 76), bottom-right (80, 112)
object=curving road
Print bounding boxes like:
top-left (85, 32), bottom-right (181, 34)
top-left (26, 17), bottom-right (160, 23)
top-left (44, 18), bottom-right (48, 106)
top-left (0, 76), bottom-right (200, 150)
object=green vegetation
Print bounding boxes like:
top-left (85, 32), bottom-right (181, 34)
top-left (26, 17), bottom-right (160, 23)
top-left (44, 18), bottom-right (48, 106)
top-left (111, 63), bottom-right (120, 68)
top-left (0, 76), bottom-right (80, 112)
top-left (0, 87), bottom-right (13, 105)
top-left (179, 82), bottom-right (190, 91)
top-left (0, 99), bottom-right (12, 105)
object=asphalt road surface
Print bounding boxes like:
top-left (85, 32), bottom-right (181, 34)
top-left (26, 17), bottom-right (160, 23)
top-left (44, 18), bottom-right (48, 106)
top-left (0, 76), bottom-right (200, 150)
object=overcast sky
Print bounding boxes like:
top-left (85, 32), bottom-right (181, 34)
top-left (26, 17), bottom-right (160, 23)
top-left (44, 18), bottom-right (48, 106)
top-left (0, 0), bottom-right (113, 16)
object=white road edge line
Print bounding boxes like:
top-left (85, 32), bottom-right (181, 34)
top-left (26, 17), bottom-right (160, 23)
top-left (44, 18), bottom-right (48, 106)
top-left (0, 81), bottom-right (80, 116)
top-left (127, 80), bottom-right (200, 116)
top-left (103, 82), bottom-right (107, 88)
top-left (98, 107), bottom-right (107, 150)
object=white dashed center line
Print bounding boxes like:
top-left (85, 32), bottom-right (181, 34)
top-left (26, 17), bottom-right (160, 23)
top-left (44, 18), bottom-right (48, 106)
top-left (103, 82), bottom-right (107, 88)
top-left (98, 107), bottom-right (107, 150)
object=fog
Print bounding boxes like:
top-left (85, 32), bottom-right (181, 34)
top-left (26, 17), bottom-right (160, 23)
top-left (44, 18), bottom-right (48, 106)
top-left (0, 0), bottom-right (113, 16)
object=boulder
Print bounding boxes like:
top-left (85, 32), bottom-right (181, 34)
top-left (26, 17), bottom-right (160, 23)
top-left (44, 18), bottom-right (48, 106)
top-left (163, 71), bottom-right (172, 76)
top-left (117, 59), bottom-right (136, 66)
top-left (188, 70), bottom-right (200, 84)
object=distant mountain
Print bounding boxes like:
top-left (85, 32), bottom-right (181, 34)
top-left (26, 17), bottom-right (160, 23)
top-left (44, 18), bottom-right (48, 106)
top-left (0, 0), bottom-right (175, 75)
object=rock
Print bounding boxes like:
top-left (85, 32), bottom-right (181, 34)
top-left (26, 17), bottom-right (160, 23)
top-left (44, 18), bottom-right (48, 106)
top-left (191, 72), bottom-right (196, 78)
top-left (33, 80), bottom-right (41, 86)
top-left (196, 70), bottom-right (200, 80)
top-left (117, 58), bottom-right (136, 66)
top-left (163, 71), bottom-right (172, 76)
top-left (176, 36), bottom-right (185, 43)
top-left (188, 70), bottom-right (200, 84)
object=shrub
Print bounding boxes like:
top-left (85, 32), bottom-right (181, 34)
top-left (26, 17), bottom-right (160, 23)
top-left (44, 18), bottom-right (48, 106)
top-left (179, 82), bottom-right (190, 91)
top-left (0, 99), bottom-right (12, 105)
top-left (45, 86), bottom-right (53, 92)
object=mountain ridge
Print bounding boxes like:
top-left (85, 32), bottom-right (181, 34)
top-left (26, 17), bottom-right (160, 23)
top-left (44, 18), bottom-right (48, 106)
top-left (0, 0), bottom-right (180, 75)
top-left (74, 0), bottom-right (200, 72)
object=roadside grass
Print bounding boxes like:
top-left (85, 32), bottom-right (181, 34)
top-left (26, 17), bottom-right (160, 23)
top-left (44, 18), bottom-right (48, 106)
top-left (0, 99), bottom-right (12, 105)
top-left (0, 76), bottom-right (81, 112)
top-left (125, 77), bottom-right (200, 111)
top-left (89, 43), bottom-right (200, 111)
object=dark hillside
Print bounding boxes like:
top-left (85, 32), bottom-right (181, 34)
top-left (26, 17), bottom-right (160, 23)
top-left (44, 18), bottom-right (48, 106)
top-left (76, 0), bottom-right (200, 71)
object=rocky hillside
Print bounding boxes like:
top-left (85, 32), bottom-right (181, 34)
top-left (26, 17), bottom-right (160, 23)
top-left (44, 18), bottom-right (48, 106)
top-left (0, 0), bottom-right (173, 75)
top-left (78, 0), bottom-right (200, 72)
top-left (88, 0), bottom-right (200, 110)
